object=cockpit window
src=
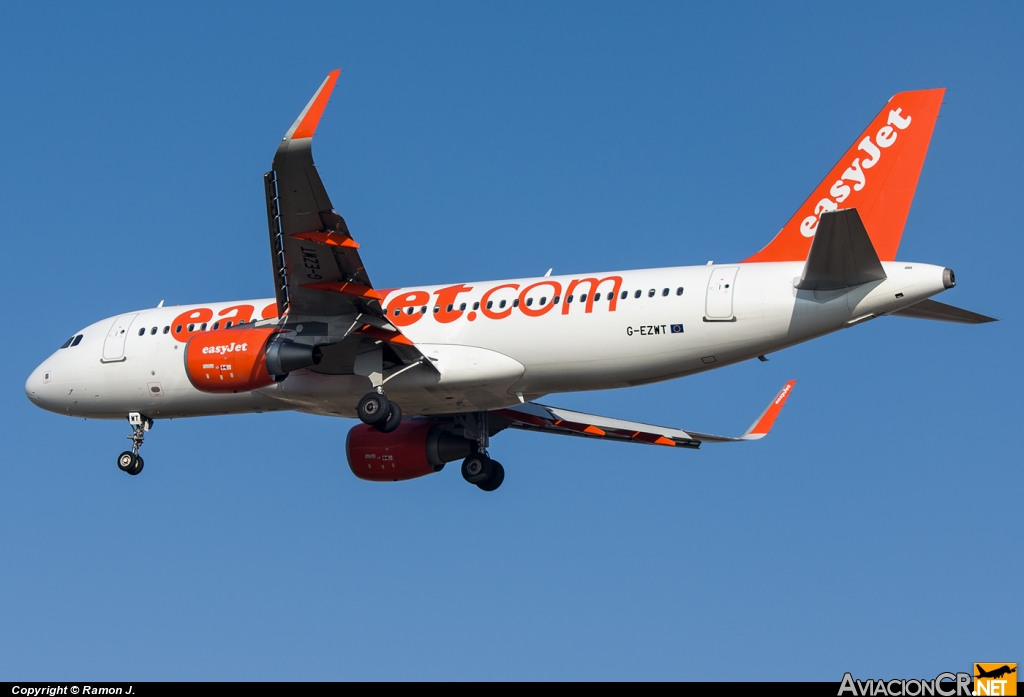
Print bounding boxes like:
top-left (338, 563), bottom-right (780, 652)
top-left (60, 336), bottom-right (75, 349)
top-left (70, 335), bottom-right (83, 347)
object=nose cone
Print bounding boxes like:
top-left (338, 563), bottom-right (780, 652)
top-left (25, 364), bottom-right (45, 405)
top-left (25, 362), bottom-right (57, 411)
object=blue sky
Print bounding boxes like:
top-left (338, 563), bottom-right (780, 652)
top-left (1, 1), bottom-right (1020, 680)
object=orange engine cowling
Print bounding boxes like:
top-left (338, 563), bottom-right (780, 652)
top-left (346, 420), bottom-right (475, 482)
top-left (183, 328), bottom-right (278, 393)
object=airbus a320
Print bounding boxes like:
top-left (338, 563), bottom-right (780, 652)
top-left (25, 72), bottom-right (995, 491)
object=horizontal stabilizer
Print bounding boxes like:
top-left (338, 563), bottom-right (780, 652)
top-left (796, 209), bottom-right (886, 291)
top-left (891, 298), bottom-right (997, 324)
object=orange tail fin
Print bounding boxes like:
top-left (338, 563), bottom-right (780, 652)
top-left (744, 89), bottom-right (945, 263)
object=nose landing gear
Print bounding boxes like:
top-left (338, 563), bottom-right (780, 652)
top-left (117, 412), bottom-right (151, 476)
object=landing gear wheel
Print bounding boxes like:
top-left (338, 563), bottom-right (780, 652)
top-left (377, 400), bottom-right (403, 433)
top-left (357, 392), bottom-right (390, 427)
top-left (128, 456), bottom-right (144, 476)
top-left (477, 460), bottom-right (504, 492)
top-left (461, 454), bottom-right (494, 485)
top-left (117, 451), bottom-right (137, 473)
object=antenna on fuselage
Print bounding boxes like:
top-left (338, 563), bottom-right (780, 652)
top-left (157, 300), bottom-right (164, 308)
top-left (544, 268), bottom-right (552, 277)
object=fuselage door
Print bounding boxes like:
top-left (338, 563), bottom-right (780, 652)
top-left (102, 313), bottom-right (138, 362)
top-left (705, 266), bottom-right (739, 320)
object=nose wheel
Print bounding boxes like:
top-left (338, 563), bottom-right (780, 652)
top-left (117, 412), bottom-right (151, 476)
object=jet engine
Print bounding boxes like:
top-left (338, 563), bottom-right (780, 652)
top-left (184, 328), bottom-right (321, 393)
top-left (346, 420), bottom-right (475, 482)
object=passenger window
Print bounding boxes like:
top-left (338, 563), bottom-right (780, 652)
top-left (648, 289), bottom-right (655, 297)
top-left (420, 306), bottom-right (427, 314)
top-left (225, 321), bottom-right (233, 328)
top-left (71, 335), bottom-right (83, 347)
top-left (447, 304), bottom-right (454, 312)
top-left (163, 326), bottom-right (170, 334)
top-left (553, 296), bottom-right (560, 304)
top-left (200, 323), bottom-right (208, 331)
top-left (499, 300), bottom-right (507, 309)
top-left (676, 287), bottom-right (684, 296)
top-left (187, 324), bottom-right (195, 331)
top-left (406, 307), bottom-right (415, 315)
top-left (150, 327), bottom-right (157, 335)
top-left (486, 301), bottom-right (493, 310)
top-left (662, 288), bottom-right (669, 296)
top-left (459, 303), bottom-right (466, 311)
top-left (525, 298), bottom-right (533, 307)
top-left (60, 336), bottom-right (74, 349)
top-left (433, 306), bottom-right (440, 314)
top-left (594, 293), bottom-right (602, 301)
top-left (620, 291), bottom-right (628, 300)
top-left (473, 302), bottom-right (480, 311)
top-left (566, 295), bottom-right (573, 304)
top-left (539, 297), bottom-right (547, 306)
top-left (634, 290), bottom-right (642, 298)
top-left (580, 294), bottom-right (587, 302)
top-left (138, 328), bottom-right (146, 336)
top-left (175, 325), bottom-right (183, 334)
top-left (212, 321), bottom-right (220, 330)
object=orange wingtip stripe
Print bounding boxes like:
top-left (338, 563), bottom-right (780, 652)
top-left (750, 380), bottom-right (797, 435)
top-left (292, 231), bottom-right (359, 248)
top-left (291, 69), bottom-right (341, 140)
top-left (355, 324), bottom-right (414, 346)
top-left (301, 281), bottom-right (380, 300)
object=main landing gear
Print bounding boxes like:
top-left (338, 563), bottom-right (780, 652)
top-left (461, 453), bottom-right (505, 492)
top-left (117, 412), bottom-right (151, 476)
top-left (457, 412), bottom-right (504, 492)
top-left (357, 390), bottom-right (403, 433)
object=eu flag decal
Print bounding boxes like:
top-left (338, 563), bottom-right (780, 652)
top-left (670, 324), bottom-right (684, 334)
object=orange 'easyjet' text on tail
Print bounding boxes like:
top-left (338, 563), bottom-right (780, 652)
top-left (744, 88), bottom-right (945, 263)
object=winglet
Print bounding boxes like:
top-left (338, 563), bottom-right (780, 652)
top-left (742, 380), bottom-right (796, 440)
top-left (283, 69), bottom-right (341, 141)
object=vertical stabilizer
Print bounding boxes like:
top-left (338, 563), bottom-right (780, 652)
top-left (745, 89), bottom-right (944, 263)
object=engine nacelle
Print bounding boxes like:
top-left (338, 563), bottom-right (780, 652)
top-left (347, 420), bottom-right (475, 482)
top-left (184, 328), bottom-right (322, 393)
top-left (184, 328), bottom-right (277, 393)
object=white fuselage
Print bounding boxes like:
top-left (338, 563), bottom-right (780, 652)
top-left (25, 261), bottom-right (950, 420)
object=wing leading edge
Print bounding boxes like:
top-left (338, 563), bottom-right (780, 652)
top-left (494, 381), bottom-right (796, 448)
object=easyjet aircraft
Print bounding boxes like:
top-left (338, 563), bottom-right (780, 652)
top-left (25, 71), bottom-right (995, 491)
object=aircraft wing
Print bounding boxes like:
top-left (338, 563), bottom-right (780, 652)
top-left (493, 381), bottom-right (796, 448)
top-left (264, 71), bottom-right (427, 368)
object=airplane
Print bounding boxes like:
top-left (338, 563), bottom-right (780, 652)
top-left (24, 71), bottom-right (996, 491)
top-left (976, 665), bottom-right (1017, 680)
